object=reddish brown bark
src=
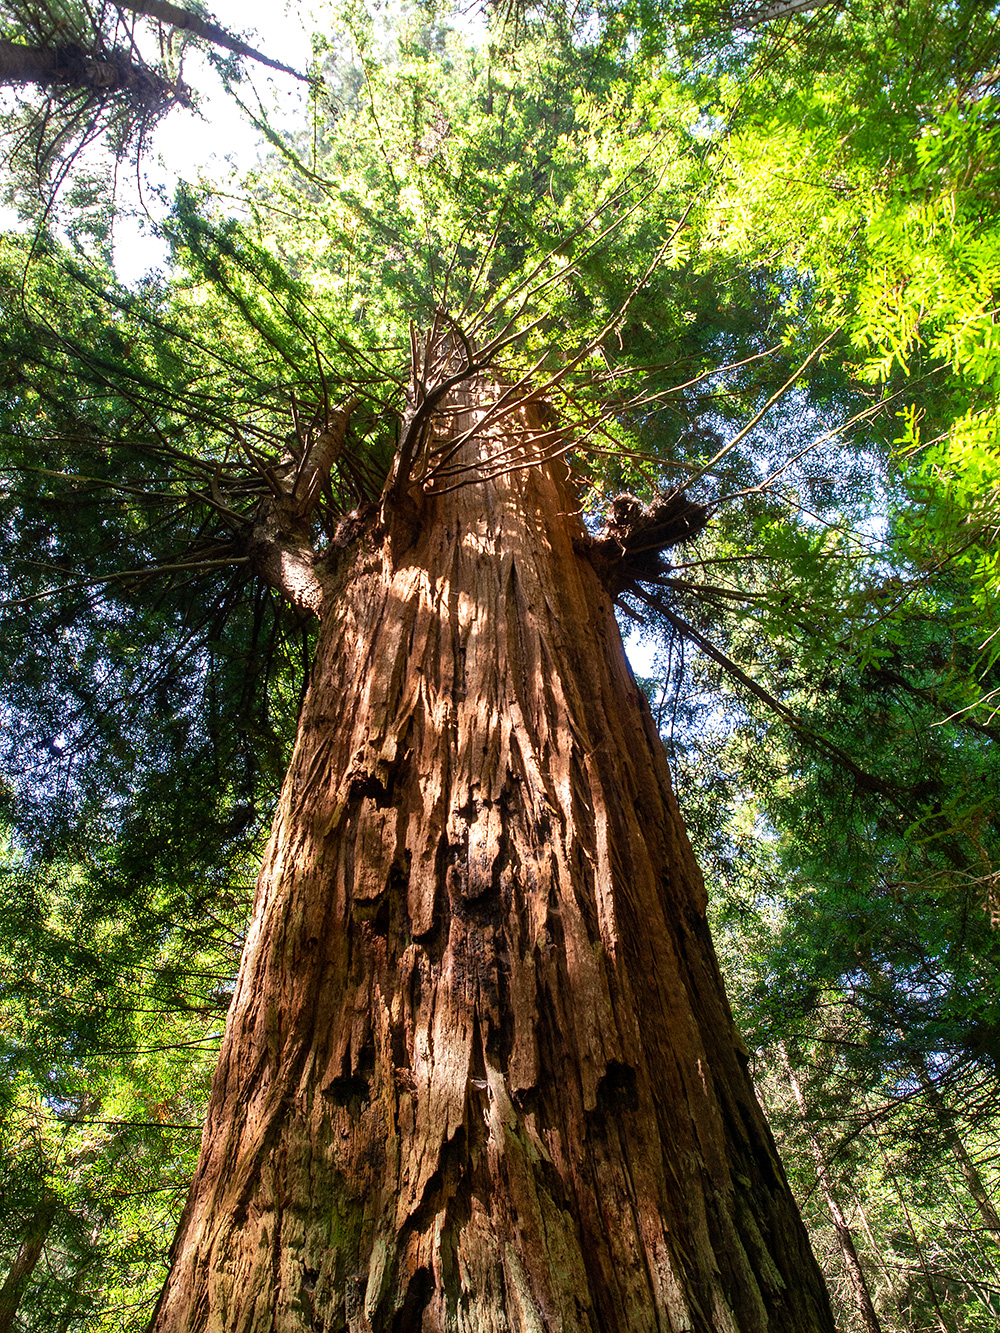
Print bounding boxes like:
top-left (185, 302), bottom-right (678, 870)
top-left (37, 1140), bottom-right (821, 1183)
top-left (151, 379), bottom-right (835, 1331)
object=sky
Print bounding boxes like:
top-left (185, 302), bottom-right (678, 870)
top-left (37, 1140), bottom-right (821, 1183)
top-left (112, 0), bottom-right (318, 283)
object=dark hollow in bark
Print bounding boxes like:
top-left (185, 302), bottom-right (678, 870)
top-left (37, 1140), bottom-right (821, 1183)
top-left (580, 492), bottom-right (709, 597)
top-left (151, 386), bottom-right (835, 1331)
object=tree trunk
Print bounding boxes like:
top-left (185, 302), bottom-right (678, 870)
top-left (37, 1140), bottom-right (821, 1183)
top-left (0, 38), bottom-right (168, 97)
top-left (150, 382), bottom-right (835, 1331)
top-left (907, 1051), bottom-right (1000, 1247)
top-left (868, 1119), bottom-right (954, 1333)
top-left (779, 1044), bottom-right (883, 1333)
top-left (114, 0), bottom-right (305, 80)
top-left (0, 1197), bottom-right (56, 1333)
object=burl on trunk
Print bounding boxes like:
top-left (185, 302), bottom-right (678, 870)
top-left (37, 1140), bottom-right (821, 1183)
top-left (150, 373), bottom-right (834, 1332)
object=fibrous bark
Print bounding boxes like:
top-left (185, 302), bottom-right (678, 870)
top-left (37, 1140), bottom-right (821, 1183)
top-left (151, 375), bottom-right (834, 1331)
top-left (581, 492), bottom-right (708, 597)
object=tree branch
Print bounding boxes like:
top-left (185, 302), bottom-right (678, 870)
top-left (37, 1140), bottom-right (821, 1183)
top-left (634, 590), bottom-right (914, 817)
top-left (113, 1), bottom-right (308, 81)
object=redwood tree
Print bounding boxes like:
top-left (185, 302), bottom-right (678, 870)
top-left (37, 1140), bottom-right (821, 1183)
top-left (144, 361), bottom-right (834, 1329)
top-left (0, 0), bottom-right (304, 208)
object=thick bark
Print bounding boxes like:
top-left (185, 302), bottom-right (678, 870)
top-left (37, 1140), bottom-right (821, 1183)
top-left (0, 1198), bottom-right (56, 1333)
top-left (151, 385), bottom-right (834, 1331)
top-left (779, 1045), bottom-right (882, 1333)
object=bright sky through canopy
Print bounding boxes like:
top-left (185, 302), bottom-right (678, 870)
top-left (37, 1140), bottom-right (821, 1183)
top-left (113, 0), bottom-right (314, 282)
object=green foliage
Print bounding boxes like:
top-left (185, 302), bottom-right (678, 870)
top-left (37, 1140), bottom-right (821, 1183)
top-left (686, 1), bottom-right (1000, 701)
top-left (0, 227), bottom-right (304, 1325)
top-left (0, 829), bottom-right (250, 1329)
top-left (657, 525), bottom-right (1000, 1328)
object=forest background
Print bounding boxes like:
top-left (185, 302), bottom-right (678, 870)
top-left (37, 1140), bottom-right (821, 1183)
top-left (1, 0), bottom-right (1000, 1328)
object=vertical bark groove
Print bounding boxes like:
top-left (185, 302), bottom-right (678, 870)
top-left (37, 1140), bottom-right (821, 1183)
top-left (151, 386), bottom-right (834, 1332)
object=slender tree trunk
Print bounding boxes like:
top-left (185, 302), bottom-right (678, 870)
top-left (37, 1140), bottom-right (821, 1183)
top-left (779, 1045), bottom-right (883, 1333)
top-left (151, 382), bottom-right (834, 1331)
top-left (868, 1120), bottom-right (953, 1333)
top-left (0, 1197), bottom-right (56, 1333)
top-left (113, 0), bottom-right (305, 79)
top-left (907, 1051), bottom-right (1000, 1246)
top-left (743, 0), bottom-right (835, 29)
top-left (0, 5), bottom-right (299, 98)
top-left (855, 1201), bottom-right (909, 1331)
